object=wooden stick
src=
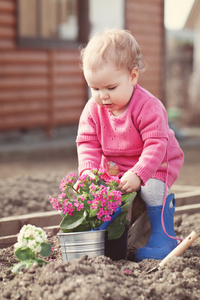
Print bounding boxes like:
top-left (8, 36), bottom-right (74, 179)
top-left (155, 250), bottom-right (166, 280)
top-left (159, 231), bottom-right (199, 267)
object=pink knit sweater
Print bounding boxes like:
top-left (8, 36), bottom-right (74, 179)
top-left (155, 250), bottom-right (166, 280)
top-left (76, 84), bottom-right (184, 188)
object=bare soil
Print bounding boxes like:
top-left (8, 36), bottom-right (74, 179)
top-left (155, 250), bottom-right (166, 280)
top-left (0, 138), bottom-right (200, 300)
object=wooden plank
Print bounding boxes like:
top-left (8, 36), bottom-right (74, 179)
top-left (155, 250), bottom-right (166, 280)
top-left (0, 65), bottom-right (48, 76)
top-left (55, 97), bottom-right (84, 110)
top-left (55, 51), bottom-right (80, 63)
top-left (53, 110), bottom-right (83, 125)
top-left (0, 13), bottom-right (16, 26)
top-left (0, 103), bottom-right (48, 116)
top-left (0, 1), bottom-right (15, 13)
top-left (0, 39), bottom-right (15, 49)
top-left (0, 51), bottom-right (48, 64)
top-left (0, 77), bottom-right (84, 90)
top-left (0, 27), bottom-right (16, 38)
top-left (128, 210), bottom-right (151, 250)
top-left (0, 113), bottom-right (48, 126)
top-left (176, 193), bottom-right (200, 206)
top-left (172, 185), bottom-right (200, 191)
top-left (0, 88), bottom-right (85, 101)
top-left (55, 64), bottom-right (82, 75)
top-left (0, 50), bottom-right (79, 65)
top-left (175, 204), bottom-right (200, 215)
top-left (175, 190), bottom-right (200, 198)
top-left (0, 90), bottom-right (49, 102)
top-left (0, 211), bottom-right (61, 237)
top-left (55, 88), bottom-right (85, 98)
top-left (0, 234), bottom-right (17, 249)
top-left (0, 77), bottom-right (49, 89)
top-left (127, 193), bottom-right (151, 251)
top-left (172, 187), bottom-right (200, 206)
top-left (55, 76), bottom-right (85, 87)
top-left (0, 110), bottom-right (80, 130)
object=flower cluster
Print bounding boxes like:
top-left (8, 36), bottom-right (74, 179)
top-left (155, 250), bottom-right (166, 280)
top-left (11, 224), bottom-right (51, 274)
top-left (49, 170), bottom-right (122, 229)
top-left (49, 169), bottom-right (136, 239)
top-left (14, 224), bottom-right (48, 254)
top-left (88, 181), bottom-right (121, 222)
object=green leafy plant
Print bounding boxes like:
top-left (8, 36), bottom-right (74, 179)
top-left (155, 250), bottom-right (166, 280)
top-left (11, 224), bottom-right (51, 274)
top-left (49, 169), bottom-right (136, 240)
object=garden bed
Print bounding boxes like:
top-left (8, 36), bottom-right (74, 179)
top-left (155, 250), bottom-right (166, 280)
top-left (0, 144), bottom-right (200, 299)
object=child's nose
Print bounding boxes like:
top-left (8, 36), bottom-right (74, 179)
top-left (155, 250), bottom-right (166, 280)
top-left (100, 90), bottom-right (109, 100)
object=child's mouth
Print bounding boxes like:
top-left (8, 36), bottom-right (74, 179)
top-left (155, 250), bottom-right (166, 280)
top-left (103, 104), bottom-right (113, 109)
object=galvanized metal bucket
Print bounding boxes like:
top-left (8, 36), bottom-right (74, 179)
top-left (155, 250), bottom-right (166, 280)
top-left (58, 230), bottom-right (106, 261)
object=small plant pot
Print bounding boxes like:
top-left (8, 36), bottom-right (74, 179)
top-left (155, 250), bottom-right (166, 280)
top-left (105, 226), bottom-right (129, 261)
top-left (58, 230), bottom-right (106, 261)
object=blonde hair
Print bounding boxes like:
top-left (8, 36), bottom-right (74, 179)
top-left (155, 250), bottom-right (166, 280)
top-left (80, 28), bottom-right (145, 72)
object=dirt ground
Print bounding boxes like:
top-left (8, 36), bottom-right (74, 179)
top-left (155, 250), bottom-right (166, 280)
top-left (0, 136), bottom-right (200, 299)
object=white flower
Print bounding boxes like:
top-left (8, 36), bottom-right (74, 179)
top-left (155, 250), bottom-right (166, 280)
top-left (14, 238), bottom-right (28, 249)
top-left (34, 231), bottom-right (47, 244)
top-left (27, 239), bottom-right (37, 251)
top-left (34, 245), bottom-right (42, 253)
top-left (24, 228), bottom-right (33, 238)
top-left (15, 224), bottom-right (47, 253)
top-left (41, 230), bottom-right (47, 242)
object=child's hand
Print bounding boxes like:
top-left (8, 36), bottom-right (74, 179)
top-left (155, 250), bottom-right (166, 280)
top-left (74, 170), bottom-right (95, 191)
top-left (118, 171), bottom-right (141, 193)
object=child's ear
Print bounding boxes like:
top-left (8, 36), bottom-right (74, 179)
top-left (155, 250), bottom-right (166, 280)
top-left (130, 67), bottom-right (139, 85)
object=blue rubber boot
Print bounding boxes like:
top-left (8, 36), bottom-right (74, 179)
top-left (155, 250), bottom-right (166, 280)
top-left (135, 193), bottom-right (178, 262)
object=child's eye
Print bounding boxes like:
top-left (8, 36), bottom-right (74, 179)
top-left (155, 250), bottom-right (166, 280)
top-left (91, 87), bottom-right (99, 91)
top-left (108, 86), bottom-right (116, 90)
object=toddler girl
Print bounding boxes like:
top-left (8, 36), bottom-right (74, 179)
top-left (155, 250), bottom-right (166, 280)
top-left (76, 29), bottom-right (184, 261)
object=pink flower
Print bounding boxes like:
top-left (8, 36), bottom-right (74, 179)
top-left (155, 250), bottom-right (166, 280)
top-left (102, 215), bottom-right (111, 222)
top-left (49, 168), bottom-right (129, 230)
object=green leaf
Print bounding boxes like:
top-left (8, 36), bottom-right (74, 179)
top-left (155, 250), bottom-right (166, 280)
top-left (66, 191), bottom-right (71, 200)
top-left (15, 248), bottom-right (35, 261)
top-left (11, 260), bottom-right (35, 274)
top-left (40, 243), bottom-right (52, 257)
top-left (106, 211), bottom-right (127, 240)
top-left (34, 257), bottom-right (47, 267)
top-left (73, 222), bottom-right (91, 232)
top-left (89, 209), bottom-right (98, 218)
top-left (107, 221), bottom-right (125, 240)
top-left (60, 211), bottom-right (65, 218)
top-left (60, 210), bottom-right (87, 232)
top-left (121, 192), bottom-right (137, 212)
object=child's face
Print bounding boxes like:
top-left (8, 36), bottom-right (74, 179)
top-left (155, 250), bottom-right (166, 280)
top-left (83, 63), bottom-right (138, 116)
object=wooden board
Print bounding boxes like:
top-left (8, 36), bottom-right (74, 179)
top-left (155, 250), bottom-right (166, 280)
top-left (171, 185), bottom-right (200, 206)
top-left (0, 211), bottom-right (61, 237)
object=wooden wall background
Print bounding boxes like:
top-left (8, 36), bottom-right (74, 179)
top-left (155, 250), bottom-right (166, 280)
top-left (0, 0), bottom-right (86, 134)
top-left (0, 0), bottom-right (164, 134)
top-left (126, 0), bottom-right (165, 101)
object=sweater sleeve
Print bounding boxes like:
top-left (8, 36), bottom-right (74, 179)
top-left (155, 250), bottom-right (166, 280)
top-left (130, 137), bottom-right (168, 185)
top-left (131, 98), bottom-right (169, 185)
top-left (76, 101), bottom-right (102, 174)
